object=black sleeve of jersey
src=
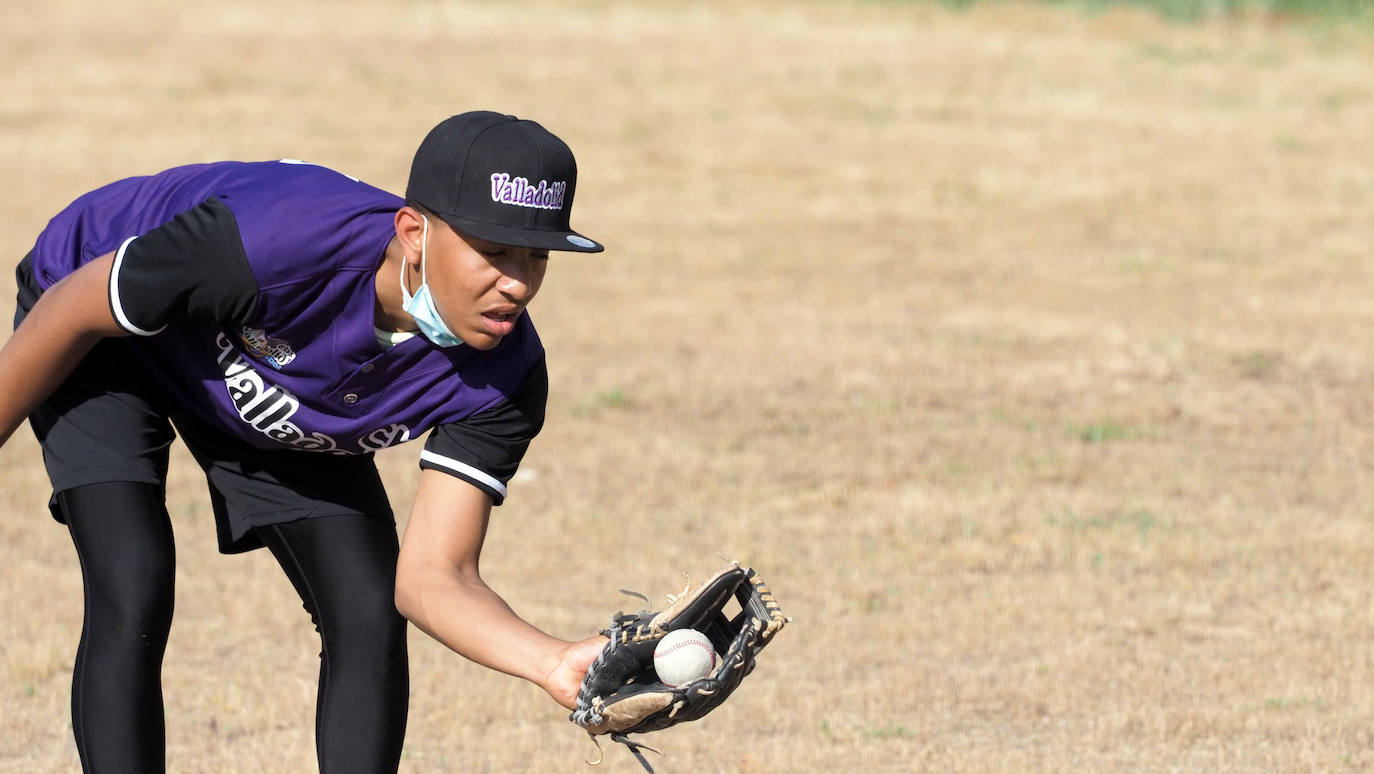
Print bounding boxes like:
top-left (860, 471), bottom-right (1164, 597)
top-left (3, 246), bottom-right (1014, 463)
top-left (111, 196), bottom-right (259, 334)
top-left (419, 359), bottom-right (549, 505)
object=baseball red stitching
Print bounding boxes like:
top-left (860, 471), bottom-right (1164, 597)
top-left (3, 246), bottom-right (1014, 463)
top-left (656, 639), bottom-right (715, 666)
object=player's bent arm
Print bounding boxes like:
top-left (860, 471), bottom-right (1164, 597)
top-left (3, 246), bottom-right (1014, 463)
top-left (395, 469), bottom-right (607, 710)
top-left (0, 253), bottom-right (126, 448)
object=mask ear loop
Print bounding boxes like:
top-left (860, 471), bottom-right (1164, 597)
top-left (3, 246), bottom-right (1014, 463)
top-left (399, 214), bottom-right (430, 303)
top-left (419, 214), bottom-right (431, 286)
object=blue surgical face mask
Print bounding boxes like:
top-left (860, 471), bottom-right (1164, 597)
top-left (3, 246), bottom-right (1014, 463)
top-left (400, 215), bottom-right (465, 348)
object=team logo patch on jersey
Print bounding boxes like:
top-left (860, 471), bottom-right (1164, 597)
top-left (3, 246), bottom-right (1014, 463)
top-left (239, 327), bottom-right (297, 370)
top-left (213, 332), bottom-right (411, 456)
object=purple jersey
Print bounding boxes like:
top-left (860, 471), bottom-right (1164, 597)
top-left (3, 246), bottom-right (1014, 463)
top-left (28, 160), bottom-right (545, 503)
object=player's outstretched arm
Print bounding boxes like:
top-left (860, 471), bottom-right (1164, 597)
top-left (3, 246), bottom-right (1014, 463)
top-left (0, 253), bottom-right (125, 448)
top-left (395, 469), bottom-right (607, 709)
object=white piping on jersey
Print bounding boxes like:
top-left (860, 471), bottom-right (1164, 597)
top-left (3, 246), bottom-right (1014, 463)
top-left (110, 236), bottom-right (166, 337)
top-left (419, 450), bottom-right (508, 500)
top-left (277, 159), bottom-right (360, 182)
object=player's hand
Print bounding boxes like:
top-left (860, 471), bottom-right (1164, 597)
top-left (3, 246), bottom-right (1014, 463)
top-left (543, 635), bottom-right (609, 710)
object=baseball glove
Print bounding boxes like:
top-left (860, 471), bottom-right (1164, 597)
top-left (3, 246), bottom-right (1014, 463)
top-left (569, 562), bottom-right (789, 772)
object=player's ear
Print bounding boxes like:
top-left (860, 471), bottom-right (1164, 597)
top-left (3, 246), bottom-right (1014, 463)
top-left (394, 206), bottom-right (427, 264)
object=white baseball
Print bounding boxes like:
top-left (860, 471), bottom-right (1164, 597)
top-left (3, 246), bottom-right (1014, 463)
top-left (653, 628), bottom-right (719, 687)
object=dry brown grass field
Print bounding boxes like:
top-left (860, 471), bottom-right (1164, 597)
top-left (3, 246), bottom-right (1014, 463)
top-left (1, 0), bottom-right (1372, 771)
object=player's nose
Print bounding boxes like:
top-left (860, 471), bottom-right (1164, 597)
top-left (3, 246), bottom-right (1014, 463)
top-left (497, 255), bottom-right (542, 302)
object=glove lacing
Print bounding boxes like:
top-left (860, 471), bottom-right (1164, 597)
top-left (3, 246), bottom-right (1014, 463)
top-left (584, 732), bottom-right (664, 773)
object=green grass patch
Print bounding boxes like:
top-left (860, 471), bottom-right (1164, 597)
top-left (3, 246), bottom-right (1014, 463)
top-left (596, 389), bottom-right (633, 408)
top-left (864, 722), bottom-right (915, 739)
top-left (1232, 350), bottom-right (1281, 379)
top-left (1076, 420), bottom-right (1134, 443)
top-left (1238, 695), bottom-right (1332, 712)
top-left (1048, 507), bottom-right (1159, 544)
top-left (902, 0), bottom-right (1372, 24)
top-left (572, 388), bottom-right (637, 417)
top-left (1065, 0), bottom-right (1369, 22)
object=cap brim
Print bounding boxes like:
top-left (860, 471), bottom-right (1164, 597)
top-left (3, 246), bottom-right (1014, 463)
top-left (437, 214), bottom-right (604, 253)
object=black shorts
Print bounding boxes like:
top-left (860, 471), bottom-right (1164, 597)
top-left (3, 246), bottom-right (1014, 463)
top-left (14, 254), bottom-right (393, 554)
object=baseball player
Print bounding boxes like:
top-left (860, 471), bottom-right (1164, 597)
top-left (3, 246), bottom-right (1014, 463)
top-left (0, 111), bottom-right (609, 773)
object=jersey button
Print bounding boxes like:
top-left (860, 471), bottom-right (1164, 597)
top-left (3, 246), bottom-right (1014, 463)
top-left (343, 393), bottom-right (359, 404)
top-left (360, 363), bottom-right (375, 374)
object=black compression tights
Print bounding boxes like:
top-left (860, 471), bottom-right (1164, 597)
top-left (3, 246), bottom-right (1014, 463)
top-left (60, 481), bottom-right (409, 774)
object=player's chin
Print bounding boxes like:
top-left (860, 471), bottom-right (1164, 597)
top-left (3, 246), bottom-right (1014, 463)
top-left (469, 312), bottom-right (517, 349)
top-left (462, 329), bottom-right (504, 351)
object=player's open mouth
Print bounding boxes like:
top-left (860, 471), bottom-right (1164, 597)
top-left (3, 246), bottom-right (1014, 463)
top-left (481, 310), bottom-right (519, 336)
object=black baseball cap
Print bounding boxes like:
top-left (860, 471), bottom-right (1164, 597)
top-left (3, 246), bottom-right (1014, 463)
top-left (405, 111), bottom-right (604, 253)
